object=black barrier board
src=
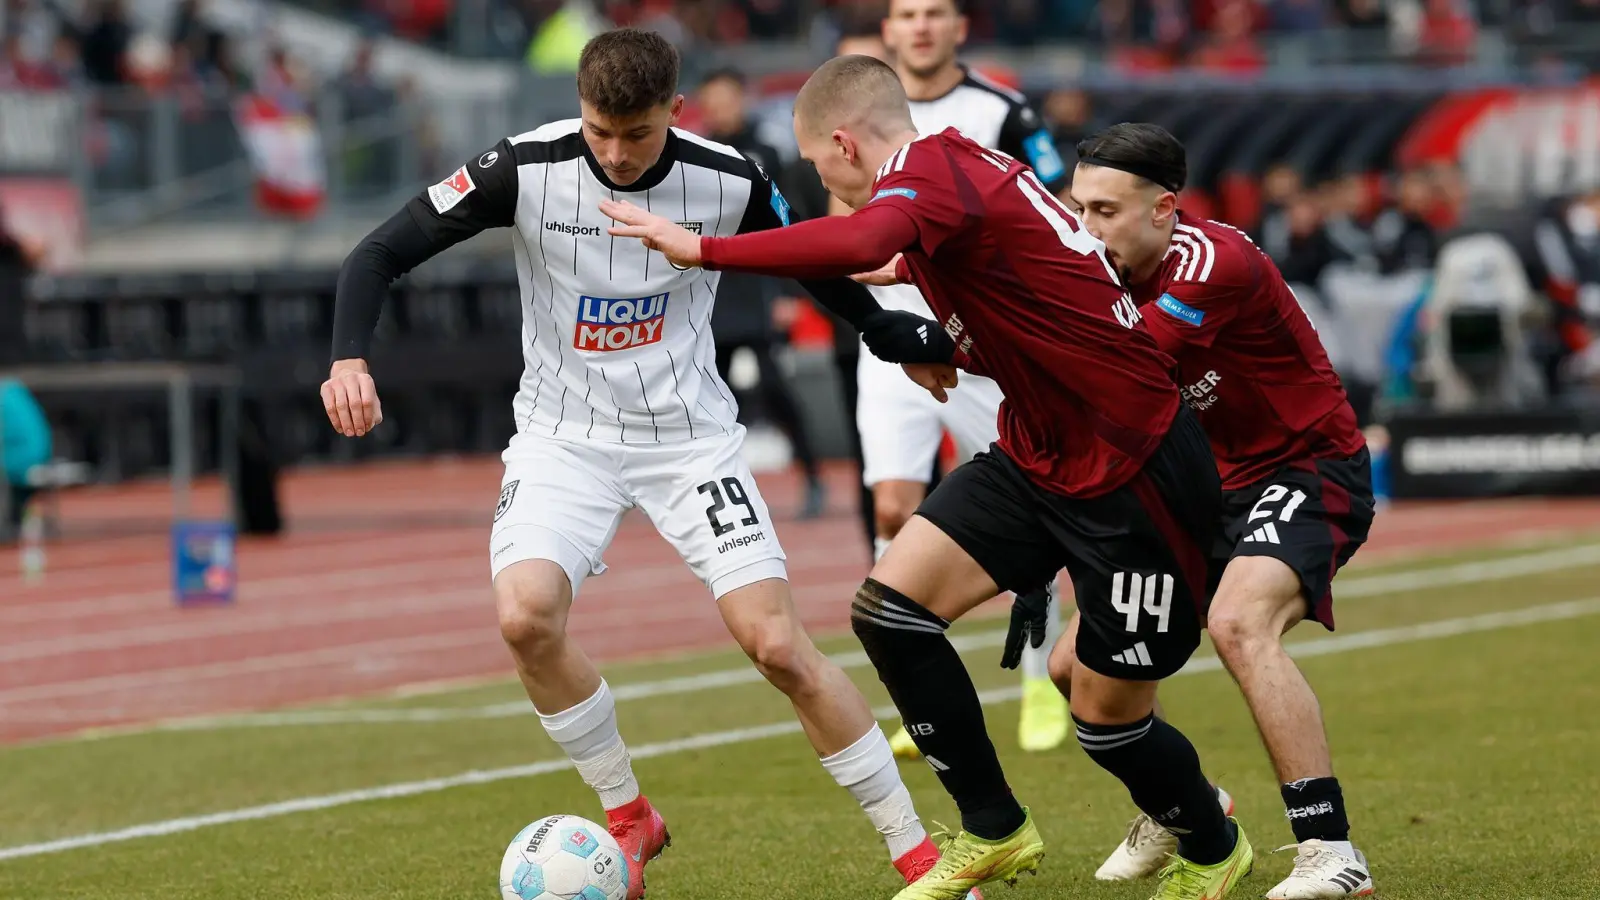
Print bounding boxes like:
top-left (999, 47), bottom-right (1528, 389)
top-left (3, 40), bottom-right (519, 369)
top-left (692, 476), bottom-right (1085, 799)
top-left (1388, 407), bottom-right (1600, 498)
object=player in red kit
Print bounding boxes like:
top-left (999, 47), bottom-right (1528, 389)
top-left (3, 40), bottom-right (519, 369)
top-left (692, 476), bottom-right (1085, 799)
top-left (603, 58), bottom-right (1255, 900)
top-left (1050, 123), bottom-right (1376, 899)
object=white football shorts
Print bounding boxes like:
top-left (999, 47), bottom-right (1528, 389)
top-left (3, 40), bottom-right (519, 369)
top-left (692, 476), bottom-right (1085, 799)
top-left (855, 348), bottom-right (1005, 487)
top-left (490, 426), bottom-right (787, 599)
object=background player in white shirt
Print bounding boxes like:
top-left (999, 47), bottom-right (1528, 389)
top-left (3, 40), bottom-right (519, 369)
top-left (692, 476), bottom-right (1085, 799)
top-left (320, 29), bottom-right (975, 900)
top-left (871, 0), bottom-right (1071, 758)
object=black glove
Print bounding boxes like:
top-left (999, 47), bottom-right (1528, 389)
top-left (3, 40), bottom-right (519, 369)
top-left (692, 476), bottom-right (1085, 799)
top-left (1000, 585), bottom-right (1052, 670)
top-left (859, 310), bottom-right (956, 364)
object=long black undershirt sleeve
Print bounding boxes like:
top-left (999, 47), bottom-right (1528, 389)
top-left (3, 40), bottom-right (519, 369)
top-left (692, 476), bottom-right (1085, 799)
top-left (331, 207), bottom-right (448, 362)
top-left (732, 155), bottom-right (889, 337)
top-left (330, 137), bottom-right (519, 364)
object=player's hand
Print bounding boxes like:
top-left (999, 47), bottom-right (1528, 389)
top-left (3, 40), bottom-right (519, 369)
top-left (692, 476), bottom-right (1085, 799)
top-left (321, 358), bottom-right (383, 437)
top-left (851, 254), bottom-right (903, 287)
top-left (860, 309), bottom-right (955, 365)
top-left (1000, 585), bottom-right (1052, 670)
top-left (600, 199), bottom-right (703, 269)
top-left (902, 363), bottom-right (959, 403)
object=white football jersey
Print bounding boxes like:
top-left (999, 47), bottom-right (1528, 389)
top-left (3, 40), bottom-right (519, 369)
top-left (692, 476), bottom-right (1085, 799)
top-left (412, 119), bottom-right (796, 444)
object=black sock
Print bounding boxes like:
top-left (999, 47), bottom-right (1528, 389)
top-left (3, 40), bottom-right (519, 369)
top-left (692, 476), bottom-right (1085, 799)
top-left (852, 578), bottom-right (1025, 840)
top-left (1282, 777), bottom-right (1350, 843)
top-left (1074, 713), bottom-right (1236, 865)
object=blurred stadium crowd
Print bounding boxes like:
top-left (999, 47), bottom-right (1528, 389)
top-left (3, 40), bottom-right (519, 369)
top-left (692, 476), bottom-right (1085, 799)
top-left (6, 0), bottom-right (1600, 529)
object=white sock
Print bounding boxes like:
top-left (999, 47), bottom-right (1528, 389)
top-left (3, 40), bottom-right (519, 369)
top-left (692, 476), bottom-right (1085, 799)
top-left (820, 725), bottom-right (927, 860)
top-left (874, 536), bottom-right (892, 562)
top-left (1019, 581), bottom-right (1062, 680)
top-left (538, 680), bottom-right (641, 811)
top-left (1320, 839), bottom-right (1358, 860)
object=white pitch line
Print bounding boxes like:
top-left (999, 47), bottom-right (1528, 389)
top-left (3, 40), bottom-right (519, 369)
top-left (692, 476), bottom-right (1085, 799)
top-left (62, 541), bottom-right (1600, 732)
top-left (2, 596), bottom-right (1596, 865)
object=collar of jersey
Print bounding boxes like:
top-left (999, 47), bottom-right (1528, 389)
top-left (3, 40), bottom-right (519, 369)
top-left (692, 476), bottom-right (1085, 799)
top-left (582, 130), bottom-right (680, 193)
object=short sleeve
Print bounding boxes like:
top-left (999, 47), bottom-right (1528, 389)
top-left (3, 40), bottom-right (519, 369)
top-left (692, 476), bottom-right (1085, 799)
top-left (867, 139), bottom-right (974, 255)
top-left (736, 154), bottom-right (795, 234)
top-left (1142, 239), bottom-right (1251, 351)
top-left (405, 137), bottom-right (519, 243)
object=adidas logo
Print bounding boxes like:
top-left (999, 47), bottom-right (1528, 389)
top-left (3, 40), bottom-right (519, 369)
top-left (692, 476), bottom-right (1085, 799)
top-left (916, 323), bottom-right (929, 344)
top-left (1242, 522), bottom-right (1281, 544)
top-left (1328, 867), bottom-right (1368, 893)
top-left (1111, 642), bottom-right (1153, 666)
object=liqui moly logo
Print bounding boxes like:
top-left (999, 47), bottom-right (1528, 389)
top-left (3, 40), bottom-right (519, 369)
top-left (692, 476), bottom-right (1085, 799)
top-left (574, 294), bottom-right (669, 351)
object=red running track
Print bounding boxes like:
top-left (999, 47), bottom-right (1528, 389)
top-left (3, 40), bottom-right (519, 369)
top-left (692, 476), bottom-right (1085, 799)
top-left (2, 457), bottom-right (1598, 744)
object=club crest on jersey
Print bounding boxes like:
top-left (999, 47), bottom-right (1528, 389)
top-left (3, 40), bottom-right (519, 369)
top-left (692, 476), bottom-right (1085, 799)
top-left (428, 165), bottom-right (475, 214)
top-left (667, 222), bottom-right (703, 271)
top-left (575, 294), bottom-right (668, 352)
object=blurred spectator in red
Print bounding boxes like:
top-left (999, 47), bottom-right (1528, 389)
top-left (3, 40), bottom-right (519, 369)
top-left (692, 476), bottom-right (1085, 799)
top-left (1191, 0), bottom-right (1267, 72)
top-left (257, 45), bottom-right (310, 114)
top-left (41, 32), bottom-right (84, 86)
top-left (1415, 0), bottom-right (1477, 65)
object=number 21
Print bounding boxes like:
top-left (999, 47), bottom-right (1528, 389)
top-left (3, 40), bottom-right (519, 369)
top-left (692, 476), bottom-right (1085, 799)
top-left (1248, 485), bottom-right (1307, 523)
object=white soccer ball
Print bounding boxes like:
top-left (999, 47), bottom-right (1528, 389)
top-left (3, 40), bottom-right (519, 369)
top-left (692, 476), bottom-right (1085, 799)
top-left (499, 814), bottom-right (630, 900)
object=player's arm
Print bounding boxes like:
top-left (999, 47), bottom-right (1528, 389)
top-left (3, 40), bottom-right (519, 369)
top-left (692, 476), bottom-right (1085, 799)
top-left (325, 139), bottom-right (518, 436)
top-left (1140, 258), bottom-right (1248, 354)
top-left (730, 158), bottom-right (955, 363)
top-left (998, 101), bottom-right (1068, 197)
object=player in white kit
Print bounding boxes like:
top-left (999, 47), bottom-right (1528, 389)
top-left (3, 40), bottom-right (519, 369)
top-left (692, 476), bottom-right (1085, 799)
top-left (320, 29), bottom-right (977, 900)
top-left (870, 0), bottom-right (1071, 758)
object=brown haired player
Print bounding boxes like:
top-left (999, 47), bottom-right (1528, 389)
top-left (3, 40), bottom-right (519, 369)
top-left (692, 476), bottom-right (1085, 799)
top-left (1057, 122), bottom-right (1375, 899)
top-left (322, 29), bottom-right (974, 900)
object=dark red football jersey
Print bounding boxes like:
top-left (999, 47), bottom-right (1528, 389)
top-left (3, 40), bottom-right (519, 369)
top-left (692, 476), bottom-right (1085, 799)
top-left (1132, 214), bottom-right (1366, 489)
top-left (869, 128), bottom-right (1181, 498)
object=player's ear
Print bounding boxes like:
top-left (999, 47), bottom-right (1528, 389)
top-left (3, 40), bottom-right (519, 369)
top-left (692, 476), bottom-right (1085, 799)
top-left (832, 129), bottom-right (854, 163)
top-left (667, 95), bottom-right (685, 125)
top-left (1153, 190), bottom-right (1178, 225)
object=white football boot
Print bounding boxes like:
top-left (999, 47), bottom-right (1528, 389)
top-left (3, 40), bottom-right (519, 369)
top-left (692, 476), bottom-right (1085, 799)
top-left (1093, 785), bottom-right (1234, 881)
top-left (1264, 839), bottom-right (1374, 898)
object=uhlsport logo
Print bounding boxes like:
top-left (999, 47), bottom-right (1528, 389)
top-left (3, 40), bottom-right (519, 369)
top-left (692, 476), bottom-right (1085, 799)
top-left (546, 220), bottom-right (603, 237)
top-left (575, 294), bottom-right (669, 351)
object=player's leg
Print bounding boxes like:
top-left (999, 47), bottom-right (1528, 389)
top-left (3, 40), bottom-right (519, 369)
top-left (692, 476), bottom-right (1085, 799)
top-left (749, 338), bottom-right (826, 517)
top-left (490, 438), bottom-right (667, 900)
top-left (1063, 406), bottom-right (1252, 899)
top-left (856, 348), bottom-right (943, 562)
top-left (832, 342), bottom-right (878, 558)
top-left (630, 431), bottom-right (963, 889)
top-left (943, 373), bottom-right (1068, 753)
top-left (1209, 456), bottom-right (1377, 899)
top-left (857, 453), bottom-right (1068, 899)
top-left (1049, 611), bottom-right (1231, 884)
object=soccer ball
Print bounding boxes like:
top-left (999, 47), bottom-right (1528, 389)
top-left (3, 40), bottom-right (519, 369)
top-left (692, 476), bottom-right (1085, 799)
top-left (499, 814), bottom-right (630, 900)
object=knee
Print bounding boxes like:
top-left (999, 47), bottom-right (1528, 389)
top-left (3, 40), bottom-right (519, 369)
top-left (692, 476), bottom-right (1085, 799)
top-left (1206, 599), bottom-right (1282, 664)
top-left (742, 619), bottom-right (812, 692)
top-left (494, 566), bottom-right (569, 655)
top-left (872, 494), bottom-right (919, 539)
